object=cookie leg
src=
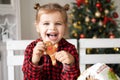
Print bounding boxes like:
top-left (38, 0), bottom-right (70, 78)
top-left (50, 54), bottom-right (56, 65)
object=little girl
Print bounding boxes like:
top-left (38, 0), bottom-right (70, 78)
top-left (22, 3), bottom-right (80, 80)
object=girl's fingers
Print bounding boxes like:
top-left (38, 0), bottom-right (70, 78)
top-left (33, 41), bottom-right (46, 57)
top-left (36, 42), bottom-right (46, 51)
top-left (55, 51), bottom-right (74, 64)
top-left (55, 51), bottom-right (64, 60)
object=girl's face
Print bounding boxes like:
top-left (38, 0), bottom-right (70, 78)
top-left (36, 11), bottom-right (66, 44)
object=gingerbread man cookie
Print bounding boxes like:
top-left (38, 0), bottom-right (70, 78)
top-left (45, 41), bottom-right (58, 65)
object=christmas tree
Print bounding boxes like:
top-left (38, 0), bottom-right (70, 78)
top-left (69, 0), bottom-right (120, 77)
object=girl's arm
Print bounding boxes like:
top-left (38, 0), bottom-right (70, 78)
top-left (60, 45), bottom-right (80, 80)
top-left (22, 41), bottom-right (43, 80)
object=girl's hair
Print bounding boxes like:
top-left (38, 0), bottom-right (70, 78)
top-left (34, 3), bottom-right (69, 24)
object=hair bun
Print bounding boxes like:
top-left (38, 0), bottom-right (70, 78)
top-left (34, 3), bottom-right (40, 10)
top-left (64, 4), bottom-right (70, 11)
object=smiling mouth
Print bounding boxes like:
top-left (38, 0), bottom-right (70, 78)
top-left (47, 33), bottom-right (58, 41)
top-left (47, 34), bottom-right (58, 37)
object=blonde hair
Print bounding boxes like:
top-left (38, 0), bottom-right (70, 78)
top-left (34, 3), bottom-right (69, 24)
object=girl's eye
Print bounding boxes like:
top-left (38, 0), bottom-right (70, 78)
top-left (55, 23), bottom-right (62, 25)
top-left (43, 23), bottom-right (49, 25)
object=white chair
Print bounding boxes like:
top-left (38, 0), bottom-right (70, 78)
top-left (6, 39), bottom-right (77, 80)
top-left (7, 40), bottom-right (32, 80)
top-left (79, 38), bottom-right (120, 72)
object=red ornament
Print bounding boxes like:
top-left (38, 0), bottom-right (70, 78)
top-left (91, 18), bottom-right (96, 23)
top-left (109, 33), bottom-right (115, 38)
top-left (96, 3), bottom-right (102, 8)
top-left (80, 34), bottom-right (85, 38)
top-left (76, 0), bottom-right (85, 7)
top-left (113, 12), bottom-right (119, 18)
top-left (85, 0), bottom-right (89, 4)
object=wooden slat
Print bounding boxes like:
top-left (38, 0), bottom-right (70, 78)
top-left (80, 38), bottom-right (120, 48)
top-left (6, 40), bottom-right (32, 50)
top-left (7, 39), bottom-right (78, 50)
top-left (80, 54), bottom-right (120, 64)
top-left (7, 55), bottom-right (24, 65)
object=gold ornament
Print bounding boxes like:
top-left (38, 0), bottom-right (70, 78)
top-left (73, 22), bottom-right (77, 27)
top-left (104, 9), bottom-right (109, 14)
top-left (114, 47), bottom-right (119, 51)
top-left (72, 30), bottom-right (78, 37)
top-left (85, 16), bottom-right (90, 22)
top-left (88, 26), bottom-right (91, 30)
top-left (74, 33), bottom-right (78, 37)
top-left (98, 21), bottom-right (103, 26)
top-left (93, 35), bottom-right (97, 39)
top-left (78, 21), bottom-right (81, 24)
top-left (95, 11), bottom-right (101, 18)
top-left (85, 0), bottom-right (89, 4)
top-left (73, 22), bottom-right (82, 30)
top-left (86, 48), bottom-right (92, 54)
top-left (103, 25), bottom-right (106, 28)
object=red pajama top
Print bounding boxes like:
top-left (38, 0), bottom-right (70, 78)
top-left (22, 38), bottom-right (80, 80)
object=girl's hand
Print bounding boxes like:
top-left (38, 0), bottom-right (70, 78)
top-left (32, 42), bottom-right (46, 65)
top-left (55, 51), bottom-right (75, 65)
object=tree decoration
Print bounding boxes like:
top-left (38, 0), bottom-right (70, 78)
top-left (113, 12), bottom-right (119, 18)
top-left (103, 16), bottom-right (116, 25)
top-left (104, 9), bottom-right (109, 15)
top-left (86, 48), bottom-right (92, 54)
top-left (96, 2), bottom-right (102, 8)
top-left (69, 0), bottom-right (120, 76)
top-left (85, 0), bottom-right (89, 4)
top-left (73, 22), bottom-right (82, 30)
top-left (114, 47), bottom-right (119, 52)
top-left (71, 30), bottom-right (78, 38)
top-left (80, 34), bottom-right (85, 38)
top-left (76, 0), bottom-right (85, 7)
top-left (85, 16), bottom-right (90, 22)
top-left (109, 33), bottom-right (115, 38)
top-left (91, 18), bottom-right (96, 23)
top-left (95, 11), bottom-right (101, 18)
top-left (98, 21), bottom-right (103, 26)
top-left (88, 26), bottom-right (92, 30)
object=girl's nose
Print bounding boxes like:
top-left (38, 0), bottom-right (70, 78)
top-left (49, 24), bottom-right (56, 30)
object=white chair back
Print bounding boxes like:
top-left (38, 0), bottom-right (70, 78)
top-left (79, 39), bottom-right (120, 72)
top-left (6, 39), bottom-right (77, 80)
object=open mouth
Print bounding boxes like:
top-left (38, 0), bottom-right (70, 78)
top-left (47, 33), bottom-right (58, 41)
top-left (47, 34), bottom-right (58, 37)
